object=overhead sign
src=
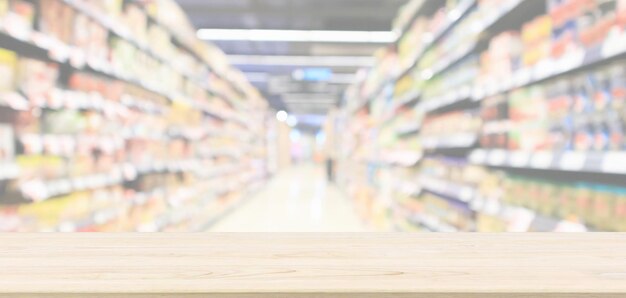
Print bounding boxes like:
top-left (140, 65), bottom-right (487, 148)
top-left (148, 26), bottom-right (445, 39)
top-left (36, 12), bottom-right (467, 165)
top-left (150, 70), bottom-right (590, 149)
top-left (293, 68), bottom-right (333, 82)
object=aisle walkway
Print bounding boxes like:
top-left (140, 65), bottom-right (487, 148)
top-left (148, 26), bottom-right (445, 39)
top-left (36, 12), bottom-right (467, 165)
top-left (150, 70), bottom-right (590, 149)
top-left (210, 163), bottom-right (367, 232)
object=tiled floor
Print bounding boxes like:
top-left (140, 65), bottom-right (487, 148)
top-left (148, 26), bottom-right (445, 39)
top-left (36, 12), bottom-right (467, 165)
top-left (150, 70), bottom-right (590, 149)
top-left (210, 163), bottom-right (367, 232)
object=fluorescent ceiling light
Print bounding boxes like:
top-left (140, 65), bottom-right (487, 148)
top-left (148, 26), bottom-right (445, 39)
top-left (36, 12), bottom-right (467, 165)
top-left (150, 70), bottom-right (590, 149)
top-left (285, 102), bottom-right (336, 107)
top-left (283, 97), bottom-right (337, 103)
top-left (294, 114), bottom-right (327, 125)
top-left (227, 55), bottom-right (374, 67)
top-left (276, 110), bottom-right (288, 122)
top-left (330, 73), bottom-right (356, 84)
top-left (244, 72), bottom-right (270, 82)
top-left (283, 99), bottom-right (337, 104)
top-left (281, 93), bottom-right (336, 98)
top-left (197, 29), bottom-right (397, 43)
top-left (286, 115), bottom-right (298, 127)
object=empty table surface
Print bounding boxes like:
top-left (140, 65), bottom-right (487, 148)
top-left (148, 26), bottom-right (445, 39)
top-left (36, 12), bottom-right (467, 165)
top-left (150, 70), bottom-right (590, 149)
top-left (0, 233), bottom-right (625, 297)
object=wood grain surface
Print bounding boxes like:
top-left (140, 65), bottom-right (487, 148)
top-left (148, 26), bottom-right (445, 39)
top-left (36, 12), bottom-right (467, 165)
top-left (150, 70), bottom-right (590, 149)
top-left (0, 233), bottom-right (625, 297)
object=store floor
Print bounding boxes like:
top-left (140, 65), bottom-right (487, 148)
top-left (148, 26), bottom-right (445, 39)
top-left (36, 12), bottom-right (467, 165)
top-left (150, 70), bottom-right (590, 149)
top-left (209, 163), bottom-right (367, 232)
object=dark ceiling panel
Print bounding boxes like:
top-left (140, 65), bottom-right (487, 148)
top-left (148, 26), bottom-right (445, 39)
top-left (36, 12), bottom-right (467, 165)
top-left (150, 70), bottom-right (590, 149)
top-left (177, 0), bottom-right (405, 31)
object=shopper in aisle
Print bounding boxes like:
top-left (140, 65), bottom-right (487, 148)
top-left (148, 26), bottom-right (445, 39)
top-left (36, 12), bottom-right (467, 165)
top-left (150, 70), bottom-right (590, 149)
top-left (326, 157), bottom-right (334, 183)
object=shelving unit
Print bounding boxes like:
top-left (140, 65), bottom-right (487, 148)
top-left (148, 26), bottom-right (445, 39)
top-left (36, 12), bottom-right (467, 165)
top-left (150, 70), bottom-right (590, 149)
top-left (0, 0), bottom-right (270, 232)
top-left (338, 0), bottom-right (626, 232)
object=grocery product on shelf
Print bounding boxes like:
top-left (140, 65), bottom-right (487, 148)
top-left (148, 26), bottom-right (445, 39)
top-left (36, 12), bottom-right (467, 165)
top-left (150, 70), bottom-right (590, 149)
top-left (479, 94), bottom-right (508, 149)
top-left (397, 17), bottom-right (428, 70)
top-left (339, 0), bottom-right (626, 231)
top-left (520, 15), bottom-right (552, 68)
top-left (421, 55), bottom-right (478, 104)
top-left (0, 48), bottom-right (16, 92)
top-left (505, 60), bottom-right (626, 152)
top-left (501, 175), bottom-right (626, 231)
top-left (421, 109), bottom-right (481, 149)
top-left (0, 0), bottom-right (270, 232)
top-left (479, 32), bottom-right (523, 86)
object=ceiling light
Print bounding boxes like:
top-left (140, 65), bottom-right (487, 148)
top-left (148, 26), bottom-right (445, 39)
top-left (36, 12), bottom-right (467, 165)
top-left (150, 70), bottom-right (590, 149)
top-left (330, 73), bottom-right (356, 84)
top-left (295, 114), bottom-right (327, 126)
top-left (276, 110), bottom-right (288, 122)
top-left (227, 55), bottom-right (375, 67)
top-left (197, 29), bottom-right (397, 43)
top-left (244, 72), bottom-right (270, 82)
top-left (284, 102), bottom-right (336, 106)
top-left (282, 99), bottom-right (337, 104)
top-left (286, 115), bottom-right (298, 127)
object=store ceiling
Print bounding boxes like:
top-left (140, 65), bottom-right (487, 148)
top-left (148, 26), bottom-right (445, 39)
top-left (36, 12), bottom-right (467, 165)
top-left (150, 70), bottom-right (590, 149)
top-left (175, 0), bottom-right (405, 121)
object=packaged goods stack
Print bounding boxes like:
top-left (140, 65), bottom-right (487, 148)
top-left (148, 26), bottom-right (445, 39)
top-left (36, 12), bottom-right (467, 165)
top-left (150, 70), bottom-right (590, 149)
top-left (0, 0), bottom-right (270, 232)
top-left (339, 0), bottom-right (626, 232)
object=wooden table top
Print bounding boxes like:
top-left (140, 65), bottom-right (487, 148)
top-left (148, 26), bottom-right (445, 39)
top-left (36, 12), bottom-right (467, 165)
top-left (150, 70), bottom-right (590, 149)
top-left (1, 233), bottom-right (625, 297)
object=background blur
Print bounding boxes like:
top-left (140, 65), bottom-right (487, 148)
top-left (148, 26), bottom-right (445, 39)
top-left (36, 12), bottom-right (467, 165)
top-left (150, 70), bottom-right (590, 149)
top-left (1, 0), bottom-right (625, 232)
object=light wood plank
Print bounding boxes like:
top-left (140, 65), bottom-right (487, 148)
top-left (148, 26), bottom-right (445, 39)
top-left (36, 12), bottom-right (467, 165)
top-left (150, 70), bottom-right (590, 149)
top-left (0, 233), bottom-right (625, 297)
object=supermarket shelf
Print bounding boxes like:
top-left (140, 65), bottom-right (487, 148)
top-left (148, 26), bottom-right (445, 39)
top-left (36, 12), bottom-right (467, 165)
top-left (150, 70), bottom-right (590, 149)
top-left (377, 91), bottom-right (422, 127)
top-left (380, 93), bottom-right (419, 127)
top-left (354, 0), bottom-right (476, 111)
top-left (391, 89), bottom-right (422, 111)
top-left (419, 176), bottom-right (476, 204)
top-left (206, 129), bottom-right (254, 140)
top-left (0, 28), bottom-right (50, 62)
top-left (472, 40), bottom-right (626, 101)
top-left (396, 123), bottom-right (421, 138)
top-left (0, 0), bottom-right (267, 233)
top-left (143, 12), bottom-right (248, 99)
top-left (392, 1), bottom-right (427, 45)
top-left (62, 0), bottom-right (216, 94)
top-left (417, 176), bottom-right (590, 232)
top-left (196, 164), bottom-right (249, 179)
top-left (378, 151), bottom-right (423, 167)
top-left (1, 12), bottom-right (245, 123)
top-left (408, 213), bottom-right (459, 232)
top-left (422, 133), bottom-right (478, 150)
top-left (392, 217), bottom-right (423, 232)
top-left (14, 160), bottom-right (248, 202)
top-left (352, 0), bottom-right (529, 116)
top-left (415, 175), bottom-right (591, 232)
top-left (469, 149), bottom-right (626, 175)
top-left (393, 0), bottom-right (476, 81)
top-left (424, 40), bottom-right (476, 81)
top-left (1, 28), bottom-right (247, 126)
top-left (469, 197), bottom-right (589, 232)
top-left (421, 85), bottom-right (472, 113)
top-left (352, 80), bottom-right (392, 114)
top-left (360, 154), bottom-right (422, 168)
top-left (57, 173), bottom-right (261, 233)
top-left (68, 207), bottom-right (125, 232)
top-left (0, 162), bottom-right (20, 181)
top-left (397, 182), bottom-right (423, 197)
top-left (17, 88), bottom-right (165, 115)
top-left (0, 91), bottom-right (29, 111)
top-left (143, 13), bottom-right (207, 74)
top-left (1, 26), bottom-right (173, 100)
top-left (421, 0), bottom-right (525, 81)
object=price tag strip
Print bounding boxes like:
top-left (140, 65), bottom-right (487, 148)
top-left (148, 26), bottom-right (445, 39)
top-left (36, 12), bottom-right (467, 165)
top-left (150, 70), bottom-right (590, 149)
top-left (420, 176), bottom-right (476, 204)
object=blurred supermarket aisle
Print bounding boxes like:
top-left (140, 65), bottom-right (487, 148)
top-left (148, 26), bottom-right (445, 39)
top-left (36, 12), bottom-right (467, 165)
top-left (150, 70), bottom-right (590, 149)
top-left (209, 163), bottom-right (366, 232)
